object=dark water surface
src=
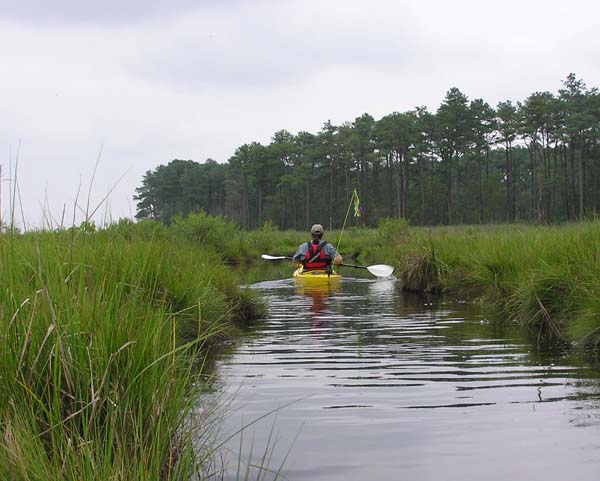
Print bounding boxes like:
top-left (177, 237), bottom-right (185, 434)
top-left (214, 277), bottom-right (600, 481)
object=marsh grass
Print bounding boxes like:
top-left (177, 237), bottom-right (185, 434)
top-left (0, 221), bottom-right (267, 480)
top-left (381, 221), bottom-right (600, 347)
top-left (9, 210), bottom-right (600, 479)
top-left (242, 218), bottom-right (600, 348)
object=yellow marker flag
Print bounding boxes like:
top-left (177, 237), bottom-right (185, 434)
top-left (353, 189), bottom-right (361, 218)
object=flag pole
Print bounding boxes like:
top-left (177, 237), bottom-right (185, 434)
top-left (335, 189), bottom-right (360, 256)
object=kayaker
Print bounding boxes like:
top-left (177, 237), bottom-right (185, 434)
top-left (293, 224), bottom-right (343, 272)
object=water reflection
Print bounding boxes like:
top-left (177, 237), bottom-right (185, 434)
top-left (294, 282), bottom-right (340, 324)
top-left (367, 277), bottom-right (396, 300)
top-left (216, 276), bottom-right (600, 481)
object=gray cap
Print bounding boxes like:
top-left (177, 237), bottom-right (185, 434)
top-left (310, 224), bottom-right (324, 235)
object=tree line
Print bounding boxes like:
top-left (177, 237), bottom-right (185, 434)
top-left (135, 74), bottom-right (600, 228)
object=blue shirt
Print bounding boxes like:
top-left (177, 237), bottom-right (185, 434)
top-left (293, 240), bottom-right (338, 262)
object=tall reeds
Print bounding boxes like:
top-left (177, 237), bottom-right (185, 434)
top-left (0, 220), bottom-right (265, 480)
top-left (190, 215), bottom-right (600, 350)
top-left (388, 222), bottom-right (600, 348)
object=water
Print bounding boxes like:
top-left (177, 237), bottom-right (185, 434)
top-left (214, 277), bottom-right (600, 481)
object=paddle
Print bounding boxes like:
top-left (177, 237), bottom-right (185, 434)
top-left (340, 263), bottom-right (394, 278)
top-left (260, 254), bottom-right (394, 278)
top-left (260, 254), bottom-right (294, 261)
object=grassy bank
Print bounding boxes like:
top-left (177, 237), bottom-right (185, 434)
top-left (0, 220), bottom-right (265, 480)
top-left (6, 211), bottom-right (599, 479)
top-left (382, 221), bottom-right (600, 349)
top-left (241, 216), bottom-right (600, 348)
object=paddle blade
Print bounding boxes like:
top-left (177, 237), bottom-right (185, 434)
top-left (261, 254), bottom-right (290, 260)
top-left (366, 264), bottom-right (394, 278)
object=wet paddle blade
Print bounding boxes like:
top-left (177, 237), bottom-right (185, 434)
top-left (366, 264), bottom-right (394, 278)
top-left (261, 254), bottom-right (290, 260)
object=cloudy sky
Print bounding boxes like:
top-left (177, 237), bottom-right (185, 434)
top-left (1, 0), bottom-right (599, 228)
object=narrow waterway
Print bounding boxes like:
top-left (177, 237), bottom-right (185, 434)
top-left (214, 277), bottom-right (600, 481)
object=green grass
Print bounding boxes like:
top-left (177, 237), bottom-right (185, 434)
top-left (203, 215), bottom-right (600, 349)
top-left (0, 223), bottom-right (266, 480)
top-left (244, 216), bottom-right (600, 348)
top-left (5, 211), bottom-right (600, 479)
top-left (381, 221), bottom-right (600, 348)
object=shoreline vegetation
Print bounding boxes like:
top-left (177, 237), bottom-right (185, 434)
top-left (334, 218), bottom-right (600, 350)
top-left (242, 214), bottom-right (600, 349)
top-left (0, 216), bottom-right (266, 480)
top-left (389, 220), bottom-right (600, 349)
top-left (2, 212), bottom-right (600, 479)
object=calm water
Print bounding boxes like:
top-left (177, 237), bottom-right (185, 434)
top-left (214, 277), bottom-right (600, 481)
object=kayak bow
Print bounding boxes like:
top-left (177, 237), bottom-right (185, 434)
top-left (293, 267), bottom-right (341, 283)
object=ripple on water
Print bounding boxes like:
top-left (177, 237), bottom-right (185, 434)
top-left (216, 277), bottom-right (600, 481)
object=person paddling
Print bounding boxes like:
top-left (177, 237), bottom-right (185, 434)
top-left (293, 224), bottom-right (343, 273)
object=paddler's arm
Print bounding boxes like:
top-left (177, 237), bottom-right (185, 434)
top-left (292, 244), bottom-right (307, 263)
top-left (324, 243), bottom-right (343, 265)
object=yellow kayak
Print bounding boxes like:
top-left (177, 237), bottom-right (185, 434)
top-left (293, 267), bottom-right (341, 283)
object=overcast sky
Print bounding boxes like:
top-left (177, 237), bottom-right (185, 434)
top-left (1, 0), bottom-right (599, 229)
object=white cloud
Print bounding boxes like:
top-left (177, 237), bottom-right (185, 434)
top-left (0, 0), bottom-right (237, 24)
top-left (1, 0), bottom-right (599, 228)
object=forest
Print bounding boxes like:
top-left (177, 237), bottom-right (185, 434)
top-left (134, 74), bottom-right (600, 229)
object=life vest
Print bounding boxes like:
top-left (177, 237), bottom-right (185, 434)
top-left (302, 241), bottom-right (331, 271)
